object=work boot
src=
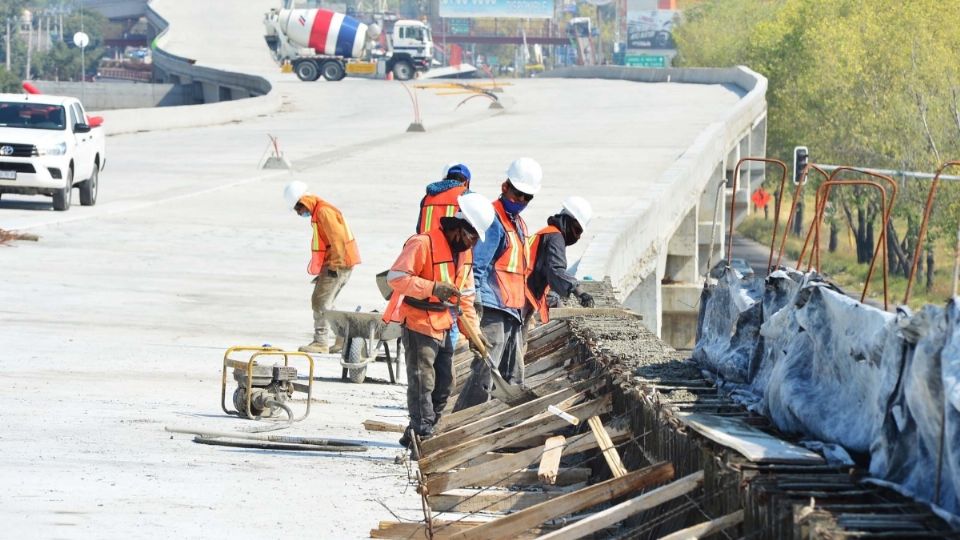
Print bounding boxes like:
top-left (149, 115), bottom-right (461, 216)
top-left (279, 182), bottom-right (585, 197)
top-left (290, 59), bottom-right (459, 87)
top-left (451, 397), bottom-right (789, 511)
top-left (298, 341), bottom-right (329, 354)
top-left (329, 336), bottom-right (345, 354)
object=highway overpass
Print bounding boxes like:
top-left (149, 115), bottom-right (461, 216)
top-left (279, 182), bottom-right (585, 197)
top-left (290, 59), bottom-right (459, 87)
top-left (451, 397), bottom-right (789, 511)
top-left (0, 0), bottom-right (766, 536)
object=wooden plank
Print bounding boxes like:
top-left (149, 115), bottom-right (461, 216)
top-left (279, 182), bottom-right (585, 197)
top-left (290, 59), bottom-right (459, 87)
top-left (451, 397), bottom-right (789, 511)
top-left (437, 399), bottom-right (509, 431)
top-left (538, 471), bottom-right (705, 540)
top-left (538, 435), bottom-right (565, 485)
top-left (429, 488), bottom-right (559, 513)
top-left (425, 425), bottom-right (628, 495)
top-left (422, 386), bottom-right (581, 455)
top-left (678, 412), bottom-right (825, 464)
top-left (447, 462), bottom-right (676, 540)
top-left (656, 509), bottom-right (744, 540)
top-left (587, 416), bottom-right (627, 478)
top-left (370, 520), bottom-right (545, 540)
top-left (363, 419), bottom-right (405, 433)
top-left (419, 396), bottom-right (611, 475)
top-left (549, 307), bottom-right (642, 320)
top-left (524, 347), bottom-right (578, 378)
top-left (491, 467), bottom-right (590, 488)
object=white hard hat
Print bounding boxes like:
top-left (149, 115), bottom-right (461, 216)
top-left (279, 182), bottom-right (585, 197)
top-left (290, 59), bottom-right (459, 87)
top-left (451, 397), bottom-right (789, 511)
top-left (561, 196), bottom-right (593, 228)
top-left (456, 192), bottom-right (495, 242)
top-left (283, 180), bottom-right (308, 209)
top-left (505, 157), bottom-right (542, 195)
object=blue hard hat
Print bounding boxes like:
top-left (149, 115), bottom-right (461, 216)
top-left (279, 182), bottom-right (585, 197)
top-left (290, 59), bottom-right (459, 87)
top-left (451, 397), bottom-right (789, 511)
top-left (446, 163), bottom-right (471, 181)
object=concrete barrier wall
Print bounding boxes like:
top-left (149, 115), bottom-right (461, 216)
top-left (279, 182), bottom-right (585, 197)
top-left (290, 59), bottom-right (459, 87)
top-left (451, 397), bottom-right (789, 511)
top-left (31, 81), bottom-right (187, 109)
top-left (91, 0), bottom-right (282, 135)
top-left (541, 66), bottom-right (767, 301)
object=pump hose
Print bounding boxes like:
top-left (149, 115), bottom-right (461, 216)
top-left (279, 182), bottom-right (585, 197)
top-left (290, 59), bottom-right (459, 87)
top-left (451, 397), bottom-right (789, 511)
top-left (192, 437), bottom-right (367, 452)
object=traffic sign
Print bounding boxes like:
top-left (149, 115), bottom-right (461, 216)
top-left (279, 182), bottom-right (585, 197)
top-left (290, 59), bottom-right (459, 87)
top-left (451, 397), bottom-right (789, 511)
top-left (624, 54), bottom-right (666, 68)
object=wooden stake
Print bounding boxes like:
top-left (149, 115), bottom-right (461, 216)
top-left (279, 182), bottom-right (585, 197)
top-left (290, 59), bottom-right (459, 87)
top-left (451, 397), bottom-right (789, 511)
top-left (363, 419), bottom-right (405, 433)
top-left (537, 435), bottom-right (566, 485)
top-left (538, 471), bottom-right (705, 540)
top-left (656, 509), bottom-right (744, 540)
top-left (587, 415), bottom-right (627, 477)
top-left (447, 462), bottom-right (674, 540)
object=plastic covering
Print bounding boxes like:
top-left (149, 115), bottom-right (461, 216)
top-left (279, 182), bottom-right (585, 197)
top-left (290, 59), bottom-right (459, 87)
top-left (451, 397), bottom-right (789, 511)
top-left (694, 266), bottom-right (960, 519)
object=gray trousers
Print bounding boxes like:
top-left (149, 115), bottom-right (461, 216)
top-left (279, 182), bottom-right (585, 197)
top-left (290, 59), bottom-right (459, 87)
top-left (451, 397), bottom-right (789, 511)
top-left (311, 267), bottom-right (352, 342)
top-left (453, 307), bottom-right (524, 411)
top-left (404, 327), bottom-right (455, 437)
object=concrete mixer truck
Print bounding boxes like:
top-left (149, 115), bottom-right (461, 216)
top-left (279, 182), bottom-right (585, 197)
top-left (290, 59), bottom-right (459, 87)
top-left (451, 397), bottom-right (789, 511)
top-left (263, 8), bottom-right (433, 81)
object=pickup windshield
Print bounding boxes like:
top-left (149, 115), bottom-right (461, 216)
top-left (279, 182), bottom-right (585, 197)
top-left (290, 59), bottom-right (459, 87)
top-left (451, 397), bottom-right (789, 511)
top-left (0, 102), bottom-right (67, 130)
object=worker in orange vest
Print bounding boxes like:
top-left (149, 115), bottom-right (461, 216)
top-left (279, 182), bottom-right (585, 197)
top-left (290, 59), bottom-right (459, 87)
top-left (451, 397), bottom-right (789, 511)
top-left (416, 162), bottom-right (471, 234)
top-left (527, 196), bottom-right (596, 324)
top-left (384, 193), bottom-right (496, 455)
top-left (284, 181), bottom-right (361, 354)
top-left (454, 157), bottom-right (542, 411)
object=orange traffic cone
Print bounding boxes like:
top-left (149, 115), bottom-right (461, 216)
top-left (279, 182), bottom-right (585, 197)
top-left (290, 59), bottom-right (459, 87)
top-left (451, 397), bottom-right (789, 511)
top-left (386, 70), bottom-right (393, 81)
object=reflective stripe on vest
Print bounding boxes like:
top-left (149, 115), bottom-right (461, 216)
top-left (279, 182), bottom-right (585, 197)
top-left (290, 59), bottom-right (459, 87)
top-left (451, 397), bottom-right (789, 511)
top-left (491, 199), bottom-right (530, 309)
top-left (384, 228), bottom-right (473, 331)
top-left (526, 225), bottom-right (562, 323)
top-left (419, 185), bottom-right (466, 234)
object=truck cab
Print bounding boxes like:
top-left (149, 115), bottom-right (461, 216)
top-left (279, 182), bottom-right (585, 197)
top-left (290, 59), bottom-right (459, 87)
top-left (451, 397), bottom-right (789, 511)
top-left (387, 20), bottom-right (433, 79)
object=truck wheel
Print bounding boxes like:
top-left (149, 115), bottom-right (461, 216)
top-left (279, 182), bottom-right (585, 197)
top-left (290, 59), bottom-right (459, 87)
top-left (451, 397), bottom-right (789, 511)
top-left (345, 337), bottom-right (369, 384)
top-left (295, 60), bottom-right (320, 82)
top-left (321, 61), bottom-right (345, 81)
top-left (79, 164), bottom-right (98, 206)
top-left (52, 167), bottom-right (73, 211)
top-left (392, 60), bottom-right (414, 81)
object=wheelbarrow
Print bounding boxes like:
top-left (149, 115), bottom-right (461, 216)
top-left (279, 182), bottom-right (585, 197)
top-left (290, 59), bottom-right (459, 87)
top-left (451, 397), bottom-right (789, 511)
top-left (324, 309), bottom-right (403, 384)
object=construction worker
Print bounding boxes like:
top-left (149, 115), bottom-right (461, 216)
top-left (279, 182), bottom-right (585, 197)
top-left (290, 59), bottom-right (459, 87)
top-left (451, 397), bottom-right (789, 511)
top-left (527, 196), bottom-right (596, 324)
top-left (283, 181), bottom-right (361, 354)
top-left (454, 157), bottom-right (542, 411)
top-left (416, 162), bottom-right (472, 233)
top-left (384, 192), bottom-right (495, 455)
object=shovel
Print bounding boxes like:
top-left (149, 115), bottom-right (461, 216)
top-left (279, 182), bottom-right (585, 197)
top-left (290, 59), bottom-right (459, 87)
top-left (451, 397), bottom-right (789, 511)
top-left (458, 315), bottom-right (537, 405)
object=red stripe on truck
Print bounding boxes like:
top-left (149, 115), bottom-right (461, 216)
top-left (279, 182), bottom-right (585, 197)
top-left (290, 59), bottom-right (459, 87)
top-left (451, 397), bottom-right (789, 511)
top-left (308, 9), bottom-right (334, 53)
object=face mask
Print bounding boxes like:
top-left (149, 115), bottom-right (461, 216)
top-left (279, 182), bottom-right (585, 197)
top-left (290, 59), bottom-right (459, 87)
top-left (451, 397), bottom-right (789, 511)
top-left (449, 236), bottom-right (471, 253)
top-left (300, 212), bottom-right (311, 219)
top-left (501, 197), bottom-right (528, 215)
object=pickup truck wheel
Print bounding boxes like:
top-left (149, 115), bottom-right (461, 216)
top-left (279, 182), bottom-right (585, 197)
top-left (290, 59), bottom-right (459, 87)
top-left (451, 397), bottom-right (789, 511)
top-left (321, 61), bottom-right (345, 81)
top-left (295, 60), bottom-right (320, 82)
top-left (52, 168), bottom-right (73, 211)
top-left (79, 164), bottom-right (98, 206)
top-left (392, 60), bottom-right (414, 81)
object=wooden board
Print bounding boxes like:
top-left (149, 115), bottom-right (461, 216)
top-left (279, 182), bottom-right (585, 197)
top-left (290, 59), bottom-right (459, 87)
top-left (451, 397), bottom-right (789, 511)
top-left (549, 307), bottom-right (643, 320)
top-left (370, 520), bottom-right (544, 540)
top-left (537, 436), bottom-right (565, 484)
top-left (429, 488), bottom-right (559, 513)
top-left (363, 419), bottom-right (405, 433)
top-left (677, 412), bottom-right (824, 464)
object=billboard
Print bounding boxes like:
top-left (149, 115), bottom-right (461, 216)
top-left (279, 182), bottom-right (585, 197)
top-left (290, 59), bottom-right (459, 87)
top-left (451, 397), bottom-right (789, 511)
top-left (626, 8), bottom-right (677, 49)
top-left (439, 0), bottom-right (555, 19)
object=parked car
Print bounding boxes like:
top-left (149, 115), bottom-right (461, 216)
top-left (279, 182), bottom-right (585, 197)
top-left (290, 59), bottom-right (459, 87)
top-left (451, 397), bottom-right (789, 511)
top-left (0, 93), bottom-right (106, 210)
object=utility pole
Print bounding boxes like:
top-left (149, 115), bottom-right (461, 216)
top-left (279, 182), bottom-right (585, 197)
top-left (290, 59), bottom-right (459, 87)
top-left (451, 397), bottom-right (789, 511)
top-left (4, 18), bottom-right (10, 71)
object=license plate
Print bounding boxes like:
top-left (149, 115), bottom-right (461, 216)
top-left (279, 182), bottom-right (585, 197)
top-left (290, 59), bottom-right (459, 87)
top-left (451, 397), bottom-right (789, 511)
top-left (0, 170), bottom-right (15, 180)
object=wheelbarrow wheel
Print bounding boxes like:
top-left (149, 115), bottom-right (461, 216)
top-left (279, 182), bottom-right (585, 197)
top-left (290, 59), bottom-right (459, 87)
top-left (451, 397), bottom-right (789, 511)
top-left (345, 336), bottom-right (369, 384)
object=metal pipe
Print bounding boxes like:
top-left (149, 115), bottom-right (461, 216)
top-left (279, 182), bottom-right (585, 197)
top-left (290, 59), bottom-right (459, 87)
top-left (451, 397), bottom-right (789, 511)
top-left (904, 160), bottom-right (960, 303)
top-left (779, 164), bottom-right (830, 269)
top-left (726, 157), bottom-right (788, 267)
top-left (704, 178), bottom-right (728, 276)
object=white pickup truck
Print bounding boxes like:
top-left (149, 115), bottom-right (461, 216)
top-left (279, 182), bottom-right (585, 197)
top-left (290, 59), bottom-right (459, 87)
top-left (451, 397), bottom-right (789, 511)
top-left (0, 93), bottom-right (106, 211)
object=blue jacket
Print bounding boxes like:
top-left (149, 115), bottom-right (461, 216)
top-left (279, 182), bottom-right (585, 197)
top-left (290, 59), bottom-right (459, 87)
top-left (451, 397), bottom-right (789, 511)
top-left (473, 207), bottom-right (525, 322)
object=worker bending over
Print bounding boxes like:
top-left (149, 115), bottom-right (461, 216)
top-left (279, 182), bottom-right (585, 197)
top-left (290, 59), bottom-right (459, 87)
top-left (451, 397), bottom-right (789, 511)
top-left (284, 181), bottom-right (361, 354)
top-left (384, 193), bottom-right (495, 456)
top-left (455, 157), bottom-right (542, 411)
top-left (527, 196), bottom-right (596, 324)
top-left (416, 162), bottom-right (472, 233)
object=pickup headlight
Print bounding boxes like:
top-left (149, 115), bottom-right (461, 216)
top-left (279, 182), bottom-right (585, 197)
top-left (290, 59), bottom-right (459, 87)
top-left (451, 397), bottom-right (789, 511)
top-left (41, 142), bottom-right (67, 156)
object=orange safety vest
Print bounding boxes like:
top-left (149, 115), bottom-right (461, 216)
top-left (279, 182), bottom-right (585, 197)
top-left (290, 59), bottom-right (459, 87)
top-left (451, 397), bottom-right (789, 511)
top-left (309, 200), bottom-right (361, 275)
top-left (491, 199), bottom-right (530, 309)
top-left (384, 228), bottom-right (473, 333)
top-left (526, 225), bottom-right (562, 323)
top-left (419, 185), bottom-right (467, 234)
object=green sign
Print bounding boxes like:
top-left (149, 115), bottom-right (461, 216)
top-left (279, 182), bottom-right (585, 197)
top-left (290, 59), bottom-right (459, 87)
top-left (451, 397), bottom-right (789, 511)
top-left (624, 54), bottom-right (667, 68)
top-left (448, 18), bottom-right (471, 35)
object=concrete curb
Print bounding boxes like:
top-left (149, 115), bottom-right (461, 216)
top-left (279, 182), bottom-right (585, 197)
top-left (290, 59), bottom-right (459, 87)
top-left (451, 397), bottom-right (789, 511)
top-left (543, 66), bottom-right (768, 299)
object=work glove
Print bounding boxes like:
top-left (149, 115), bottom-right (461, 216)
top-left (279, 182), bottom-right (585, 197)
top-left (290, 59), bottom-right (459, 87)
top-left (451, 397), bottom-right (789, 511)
top-left (474, 299), bottom-right (484, 321)
top-left (326, 268), bottom-right (339, 278)
top-left (574, 287), bottom-right (595, 308)
top-left (432, 281), bottom-right (460, 302)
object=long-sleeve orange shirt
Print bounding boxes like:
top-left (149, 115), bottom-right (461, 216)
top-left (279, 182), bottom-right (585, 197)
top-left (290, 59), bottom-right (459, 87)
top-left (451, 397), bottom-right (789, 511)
top-left (300, 195), bottom-right (360, 270)
top-left (386, 233), bottom-right (479, 341)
